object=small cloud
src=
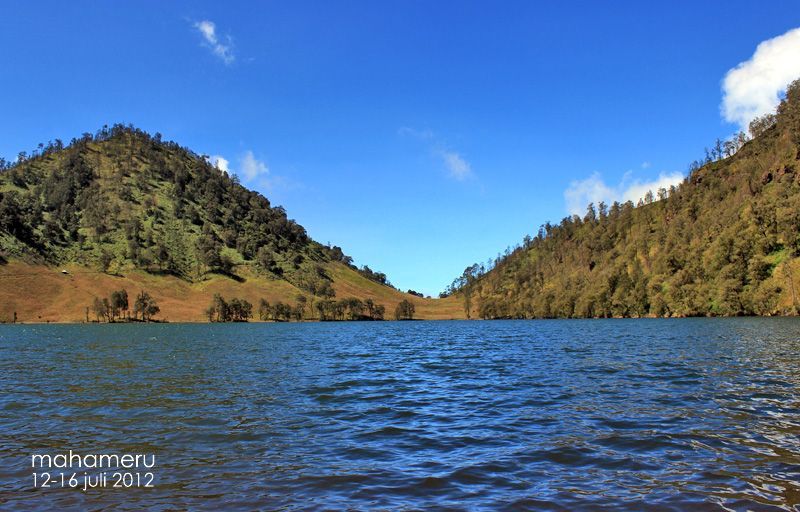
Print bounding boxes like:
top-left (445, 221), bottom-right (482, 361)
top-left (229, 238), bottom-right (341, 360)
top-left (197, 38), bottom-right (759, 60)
top-left (564, 173), bottom-right (616, 216)
top-left (399, 127), bottom-right (474, 181)
top-left (641, 161), bottom-right (651, 169)
top-left (438, 150), bottom-right (472, 181)
top-left (564, 170), bottom-right (684, 216)
top-left (206, 151), bottom-right (297, 192)
top-left (205, 151), bottom-right (268, 181)
top-left (721, 27), bottom-right (800, 131)
top-left (239, 150), bottom-right (269, 181)
top-left (208, 155), bottom-right (229, 174)
top-left (193, 20), bottom-right (235, 65)
top-left (397, 127), bottom-right (434, 140)
top-left (621, 172), bottom-right (683, 204)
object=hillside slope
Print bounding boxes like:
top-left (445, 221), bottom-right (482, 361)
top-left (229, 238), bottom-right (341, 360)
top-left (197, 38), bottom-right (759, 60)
top-left (0, 126), bottom-right (462, 322)
top-left (450, 80), bottom-right (800, 319)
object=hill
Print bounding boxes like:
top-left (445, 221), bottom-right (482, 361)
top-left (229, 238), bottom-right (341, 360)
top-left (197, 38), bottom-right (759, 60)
top-left (0, 126), bottom-right (462, 322)
top-left (445, 79), bottom-right (800, 319)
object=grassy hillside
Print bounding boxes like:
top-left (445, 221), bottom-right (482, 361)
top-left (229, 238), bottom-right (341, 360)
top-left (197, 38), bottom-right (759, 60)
top-left (447, 80), bottom-right (800, 319)
top-left (0, 261), bottom-right (461, 323)
top-left (0, 125), bottom-right (462, 322)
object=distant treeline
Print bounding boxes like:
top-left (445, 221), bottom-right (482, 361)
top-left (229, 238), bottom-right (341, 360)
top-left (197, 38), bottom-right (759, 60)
top-left (89, 289), bottom-right (160, 322)
top-left (205, 293), bottom-right (416, 322)
top-left (323, 245), bottom-right (393, 287)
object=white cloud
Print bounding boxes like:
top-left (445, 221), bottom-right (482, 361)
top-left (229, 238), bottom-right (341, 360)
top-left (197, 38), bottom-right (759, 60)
top-left (621, 172), bottom-right (683, 204)
top-left (193, 20), bottom-right (235, 65)
top-left (208, 155), bottom-right (229, 174)
top-left (721, 27), bottom-right (800, 131)
top-left (205, 151), bottom-right (269, 182)
top-left (564, 173), bottom-right (615, 216)
top-left (438, 150), bottom-right (472, 180)
top-left (564, 171), bottom-right (684, 216)
top-left (239, 150), bottom-right (269, 180)
top-left (399, 127), bottom-right (474, 181)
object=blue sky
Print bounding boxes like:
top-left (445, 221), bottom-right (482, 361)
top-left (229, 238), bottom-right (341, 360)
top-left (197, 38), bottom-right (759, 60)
top-left (2, 1), bottom-right (799, 296)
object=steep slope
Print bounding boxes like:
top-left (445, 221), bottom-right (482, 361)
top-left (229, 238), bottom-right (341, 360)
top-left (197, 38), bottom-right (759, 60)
top-left (449, 80), bottom-right (800, 319)
top-left (0, 126), bottom-right (462, 322)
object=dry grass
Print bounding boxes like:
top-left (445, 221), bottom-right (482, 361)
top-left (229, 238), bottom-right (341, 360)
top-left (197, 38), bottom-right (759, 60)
top-left (0, 261), bottom-right (465, 323)
top-left (326, 263), bottom-right (465, 320)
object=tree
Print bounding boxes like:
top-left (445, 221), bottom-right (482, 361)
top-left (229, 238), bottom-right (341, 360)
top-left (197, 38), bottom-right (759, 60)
top-left (197, 230), bottom-right (225, 274)
top-left (342, 297), bottom-right (364, 320)
top-left (460, 264), bottom-right (481, 319)
top-left (0, 191), bottom-right (35, 242)
top-left (295, 295), bottom-right (307, 320)
top-left (395, 299), bottom-right (415, 320)
top-left (749, 113), bottom-right (776, 138)
top-left (110, 289), bottom-right (129, 320)
top-left (315, 300), bottom-right (327, 320)
top-left (207, 293), bottom-right (229, 322)
top-left (317, 280), bottom-right (335, 299)
top-left (227, 298), bottom-right (253, 321)
top-left (101, 298), bottom-right (111, 322)
top-left (154, 241), bottom-right (170, 271)
top-left (259, 299), bottom-right (272, 321)
top-left (239, 299), bottom-right (253, 321)
top-left (278, 302), bottom-right (293, 321)
top-left (92, 297), bottom-right (108, 322)
top-left (162, 220), bottom-right (191, 276)
top-left (358, 265), bottom-right (391, 286)
top-left (256, 246), bottom-right (279, 274)
top-left (267, 301), bottom-right (292, 321)
top-left (316, 299), bottom-right (336, 321)
top-left (598, 201), bottom-right (608, 219)
top-left (134, 291), bottom-right (160, 321)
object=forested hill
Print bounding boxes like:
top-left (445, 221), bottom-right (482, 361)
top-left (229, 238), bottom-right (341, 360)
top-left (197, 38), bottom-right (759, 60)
top-left (0, 125), bottom-right (358, 284)
top-left (0, 125), bottom-right (462, 322)
top-left (449, 79), bottom-right (800, 319)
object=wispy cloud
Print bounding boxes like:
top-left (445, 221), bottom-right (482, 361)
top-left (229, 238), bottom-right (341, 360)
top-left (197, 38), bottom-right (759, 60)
top-left (240, 150), bottom-right (269, 180)
top-left (399, 127), bottom-right (474, 181)
top-left (193, 20), bottom-right (235, 65)
top-left (564, 171), bottom-right (684, 216)
top-left (438, 150), bottom-right (472, 181)
top-left (206, 151), bottom-right (286, 191)
top-left (397, 127), bottom-right (434, 140)
top-left (722, 27), bottom-right (800, 131)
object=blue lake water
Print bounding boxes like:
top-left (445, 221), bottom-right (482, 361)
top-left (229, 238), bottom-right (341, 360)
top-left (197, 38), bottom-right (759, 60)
top-left (1, 319), bottom-right (800, 510)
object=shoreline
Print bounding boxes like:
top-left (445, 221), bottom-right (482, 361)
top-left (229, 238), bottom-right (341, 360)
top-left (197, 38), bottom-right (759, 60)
top-left (2, 315), bottom-right (798, 326)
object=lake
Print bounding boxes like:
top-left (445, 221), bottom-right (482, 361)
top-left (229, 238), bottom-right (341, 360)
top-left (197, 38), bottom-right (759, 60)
top-left (1, 319), bottom-right (799, 510)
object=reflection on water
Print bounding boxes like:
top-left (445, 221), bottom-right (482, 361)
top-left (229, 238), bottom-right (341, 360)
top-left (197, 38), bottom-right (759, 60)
top-left (1, 319), bottom-right (800, 510)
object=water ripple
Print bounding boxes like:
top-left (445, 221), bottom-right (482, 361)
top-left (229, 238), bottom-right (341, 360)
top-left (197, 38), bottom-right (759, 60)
top-left (1, 318), bottom-right (800, 510)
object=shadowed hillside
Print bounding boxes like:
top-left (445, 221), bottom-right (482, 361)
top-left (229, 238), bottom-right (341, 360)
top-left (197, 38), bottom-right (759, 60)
top-left (446, 80), bottom-right (800, 319)
top-left (0, 126), bottom-right (462, 322)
